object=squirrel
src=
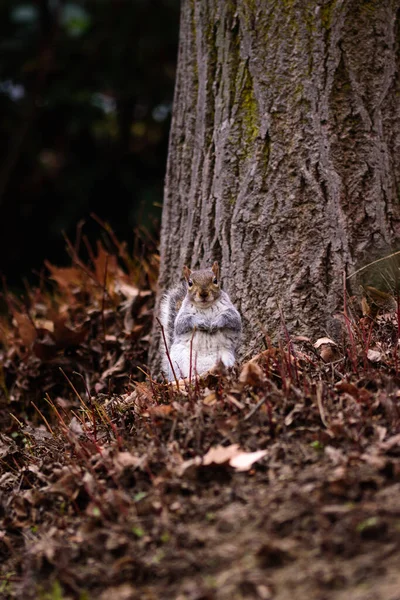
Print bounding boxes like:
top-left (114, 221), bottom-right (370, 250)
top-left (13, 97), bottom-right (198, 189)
top-left (159, 262), bottom-right (242, 381)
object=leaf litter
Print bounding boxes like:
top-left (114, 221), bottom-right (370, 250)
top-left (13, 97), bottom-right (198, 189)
top-left (0, 232), bottom-right (400, 599)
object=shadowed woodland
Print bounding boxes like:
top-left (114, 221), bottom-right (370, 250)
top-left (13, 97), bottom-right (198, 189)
top-left (0, 0), bottom-right (179, 286)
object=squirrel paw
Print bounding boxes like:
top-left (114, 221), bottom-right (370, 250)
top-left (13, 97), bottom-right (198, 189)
top-left (195, 322), bottom-right (210, 332)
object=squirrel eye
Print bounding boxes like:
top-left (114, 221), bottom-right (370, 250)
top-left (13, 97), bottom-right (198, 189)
top-left (188, 279), bottom-right (193, 287)
top-left (213, 277), bottom-right (218, 285)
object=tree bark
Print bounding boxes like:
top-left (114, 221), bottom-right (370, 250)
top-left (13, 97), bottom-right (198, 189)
top-left (150, 0), bottom-right (400, 369)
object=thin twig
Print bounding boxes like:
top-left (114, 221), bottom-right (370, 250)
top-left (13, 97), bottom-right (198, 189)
top-left (347, 250), bottom-right (400, 280)
top-left (74, 219), bottom-right (85, 256)
top-left (189, 327), bottom-right (196, 383)
top-left (90, 213), bottom-right (131, 269)
top-left (44, 393), bottom-right (69, 433)
top-left (101, 253), bottom-right (109, 345)
top-left (244, 395), bottom-right (269, 421)
top-left (59, 368), bottom-right (87, 408)
top-left (316, 381), bottom-right (329, 428)
top-left (73, 371), bottom-right (97, 441)
top-left (31, 401), bottom-right (55, 437)
top-left (62, 233), bottom-right (103, 289)
top-left (156, 317), bottom-right (180, 388)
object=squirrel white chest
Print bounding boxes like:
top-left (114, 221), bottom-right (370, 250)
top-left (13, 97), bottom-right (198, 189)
top-left (170, 330), bottom-right (235, 379)
top-left (169, 298), bottom-right (237, 379)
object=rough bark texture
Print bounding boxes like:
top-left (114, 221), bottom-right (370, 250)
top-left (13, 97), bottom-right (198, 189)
top-left (150, 0), bottom-right (400, 369)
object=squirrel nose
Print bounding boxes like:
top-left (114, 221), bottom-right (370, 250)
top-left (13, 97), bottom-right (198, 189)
top-left (199, 290), bottom-right (208, 298)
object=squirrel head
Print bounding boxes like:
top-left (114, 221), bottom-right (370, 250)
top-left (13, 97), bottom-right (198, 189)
top-left (182, 262), bottom-right (221, 307)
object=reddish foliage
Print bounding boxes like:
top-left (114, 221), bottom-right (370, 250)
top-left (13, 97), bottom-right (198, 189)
top-left (1, 243), bottom-right (400, 598)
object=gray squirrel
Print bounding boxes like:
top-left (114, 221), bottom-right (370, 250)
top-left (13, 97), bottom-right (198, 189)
top-left (159, 262), bottom-right (242, 380)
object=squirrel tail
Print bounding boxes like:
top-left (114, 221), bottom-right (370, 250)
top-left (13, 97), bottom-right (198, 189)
top-left (159, 283), bottom-right (186, 372)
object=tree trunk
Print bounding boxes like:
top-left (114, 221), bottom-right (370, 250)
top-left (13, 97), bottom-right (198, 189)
top-left (150, 0), bottom-right (400, 369)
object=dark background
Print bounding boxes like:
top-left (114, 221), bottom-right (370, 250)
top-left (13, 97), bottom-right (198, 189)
top-left (0, 0), bottom-right (180, 286)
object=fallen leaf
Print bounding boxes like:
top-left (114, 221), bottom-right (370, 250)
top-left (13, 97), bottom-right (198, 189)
top-left (363, 286), bottom-right (397, 317)
top-left (33, 319), bottom-right (54, 332)
top-left (45, 262), bottom-right (83, 295)
top-left (320, 346), bottom-right (339, 362)
top-left (101, 354), bottom-right (126, 380)
top-left (257, 540), bottom-right (295, 568)
top-left (114, 280), bottom-right (140, 300)
top-left (379, 433), bottom-right (400, 452)
top-left (48, 471), bottom-right (81, 498)
top-left (93, 240), bottom-right (120, 284)
top-left (292, 335), bottom-right (312, 343)
top-left (13, 312), bottom-right (36, 346)
top-left (225, 394), bottom-right (245, 409)
top-left (0, 433), bottom-right (18, 460)
top-left (203, 444), bottom-right (241, 466)
top-left (202, 444), bottom-right (267, 471)
top-left (314, 337), bottom-right (337, 349)
top-left (229, 449), bottom-right (268, 472)
top-left (32, 330), bottom-right (57, 360)
top-left (361, 453), bottom-right (387, 469)
top-left (335, 381), bottom-right (371, 403)
top-left (324, 445), bottom-right (346, 465)
top-left (239, 361), bottom-right (265, 387)
top-left (146, 405), bottom-right (173, 418)
top-left (113, 451), bottom-right (141, 471)
top-left (367, 349), bottom-right (382, 362)
top-left (203, 391), bottom-right (217, 406)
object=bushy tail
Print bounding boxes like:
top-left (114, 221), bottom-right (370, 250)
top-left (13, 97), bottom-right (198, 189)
top-left (159, 284), bottom-right (186, 374)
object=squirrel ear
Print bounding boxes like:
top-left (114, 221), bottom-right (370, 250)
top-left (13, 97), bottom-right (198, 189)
top-left (212, 261), bottom-right (219, 279)
top-left (182, 265), bottom-right (191, 280)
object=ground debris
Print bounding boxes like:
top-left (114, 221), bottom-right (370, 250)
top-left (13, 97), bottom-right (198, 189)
top-left (1, 243), bottom-right (400, 599)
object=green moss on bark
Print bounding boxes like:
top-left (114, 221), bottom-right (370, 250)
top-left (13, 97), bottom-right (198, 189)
top-left (321, 0), bottom-right (336, 30)
top-left (238, 65), bottom-right (259, 149)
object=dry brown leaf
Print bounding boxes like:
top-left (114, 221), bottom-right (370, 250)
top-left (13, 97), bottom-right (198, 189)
top-left (48, 471), bottom-right (81, 499)
top-left (113, 451), bottom-right (141, 472)
top-left (335, 381), bottom-right (360, 398)
top-left (319, 345), bottom-right (339, 362)
top-left (314, 337), bottom-right (337, 348)
top-left (361, 453), bottom-right (387, 469)
top-left (239, 361), bottom-right (265, 387)
top-left (292, 335), bottom-right (312, 343)
top-left (146, 405), bottom-right (173, 418)
top-left (0, 433), bottom-right (18, 460)
top-left (379, 433), bottom-right (400, 452)
top-left (33, 319), bottom-right (54, 332)
top-left (203, 391), bottom-right (217, 406)
top-left (13, 312), bottom-right (36, 346)
top-left (225, 394), bottom-right (245, 409)
top-left (335, 381), bottom-right (371, 403)
top-left (361, 296), bottom-right (371, 317)
top-left (248, 348), bottom-right (278, 363)
top-left (127, 324), bottom-right (145, 339)
top-left (114, 280), bottom-right (140, 300)
top-left (202, 444), bottom-right (241, 466)
top-left (202, 444), bottom-right (267, 471)
top-left (284, 404), bottom-right (303, 427)
top-left (324, 446), bottom-right (346, 465)
top-left (229, 449), bottom-right (268, 471)
top-left (367, 349), bottom-right (382, 363)
top-left (29, 530), bottom-right (59, 563)
top-left (45, 262), bottom-right (83, 292)
top-left (101, 354), bottom-right (126, 380)
top-left (363, 286), bottom-right (397, 317)
top-left (93, 240), bottom-right (120, 284)
top-left (376, 426), bottom-right (387, 442)
top-left (32, 330), bottom-right (57, 361)
top-left (134, 381), bottom-right (157, 402)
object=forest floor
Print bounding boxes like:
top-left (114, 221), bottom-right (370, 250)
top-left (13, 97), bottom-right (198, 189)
top-left (1, 237), bottom-right (400, 600)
